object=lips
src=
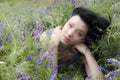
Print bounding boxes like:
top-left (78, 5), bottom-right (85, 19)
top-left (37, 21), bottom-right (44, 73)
top-left (63, 36), bottom-right (70, 42)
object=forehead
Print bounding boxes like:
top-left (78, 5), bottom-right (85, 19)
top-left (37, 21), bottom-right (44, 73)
top-left (68, 15), bottom-right (88, 31)
top-left (69, 15), bottom-right (86, 26)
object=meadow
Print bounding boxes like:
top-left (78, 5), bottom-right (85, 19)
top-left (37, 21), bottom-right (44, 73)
top-left (0, 0), bottom-right (120, 80)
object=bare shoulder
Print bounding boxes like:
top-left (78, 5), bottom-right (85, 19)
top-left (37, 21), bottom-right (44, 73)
top-left (51, 26), bottom-right (62, 43)
top-left (55, 26), bottom-right (62, 30)
top-left (53, 26), bottom-right (62, 33)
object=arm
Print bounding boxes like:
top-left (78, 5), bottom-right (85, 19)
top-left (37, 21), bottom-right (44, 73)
top-left (84, 49), bottom-right (104, 80)
top-left (74, 43), bottom-right (104, 80)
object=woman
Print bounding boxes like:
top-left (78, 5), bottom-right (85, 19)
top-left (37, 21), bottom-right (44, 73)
top-left (37, 7), bottom-right (110, 80)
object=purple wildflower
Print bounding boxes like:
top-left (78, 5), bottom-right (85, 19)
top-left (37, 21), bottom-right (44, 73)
top-left (17, 74), bottom-right (22, 80)
top-left (49, 69), bottom-right (57, 80)
top-left (17, 72), bottom-right (32, 80)
top-left (32, 31), bottom-right (38, 37)
top-left (70, 0), bottom-right (80, 8)
top-left (32, 30), bottom-right (40, 42)
top-left (39, 8), bottom-right (44, 14)
top-left (21, 30), bottom-right (26, 42)
top-left (0, 23), bottom-right (5, 34)
top-left (26, 54), bottom-right (33, 62)
top-left (116, 26), bottom-right (119, 31)
top-left (117, 48), bottom-right (120, 58)
top-left (37, 46), bottom-right (41, 51)
top-left (109, 76), bottom-right (114, 80)
top-left (107, 69), bottom-right (120, 79)
top-left (81, 0), bottom-right (89, 6)
top-left (97, 66), bottom-right (109, 73)
top-left (117, 48), bottom-right (120, 54)
top-left (86, 74), bottom-right (92, 79)
top-left (51, 1), bottom-right (55, 8)
top-left (47, 6), bottom-right (52, 11)
top-left (99, 0), bottom-right (103, 3)
top-left (17, 25), bottom-right (21, 29)
top-left (113, 70), bottom-right (119, 76)
top-left (36, 21), bottom-right (44, 33)
top-left (107, 58), bottom-right (120, 65)
top-left (21, 30), bottom-right (26, 38)
top-left (35, 52), bottom-right (46, 66)
top-left (36, 46), bottom-right (56, 67)
top-left (0, 39), bottom-right (2, 47)
top-left (48, 53), bottom-right (53, 57)
top-left (71, 0), bottom-right (76, 8)
top-left (38, 26), bottom-right (43, 33)
top-left (49, 60), bottom-right (55, 70)
top-left (48, 47), bottom-right (55, 57)
top-left (6, 32), bottom-right (11, 42)
top-left (47, 47), bottom-right (56, 69)
top-left (45, 9), bottom-right (51, 15)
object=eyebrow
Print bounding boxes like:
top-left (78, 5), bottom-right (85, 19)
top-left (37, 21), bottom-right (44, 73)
top-left (70, 21), bottom-right (84, 35)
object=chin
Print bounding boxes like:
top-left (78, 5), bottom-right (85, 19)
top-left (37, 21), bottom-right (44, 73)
top-left (60, 39), bottom-right (68, 45)
top-left (60, 40), bottom-right (73, 47)
top-left (60, 40), bottom-right (67, 45)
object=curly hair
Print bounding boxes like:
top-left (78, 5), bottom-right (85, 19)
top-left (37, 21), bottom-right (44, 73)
top-left (72, 7), bottom-right (110, 48)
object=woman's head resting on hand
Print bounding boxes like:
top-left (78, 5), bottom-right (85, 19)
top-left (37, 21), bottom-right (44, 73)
top-left (60, 7), bottom-right (110, 47)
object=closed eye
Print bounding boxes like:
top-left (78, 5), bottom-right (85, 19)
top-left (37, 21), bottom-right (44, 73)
top-left (78, 32), bottom-right (82, 36)
top-left (69, 23), bottom-right (73, 28)
top-left (78, 29), bottom-right (84, 36)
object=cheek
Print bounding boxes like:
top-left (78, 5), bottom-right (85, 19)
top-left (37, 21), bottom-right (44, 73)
top-left (73, 36), bottom-right (83, 43)
top-left (72, 36), bottom-right (80, 42)
top-left (61, 30), bottom-right (65, 40)
top-left (61, 30), bottom-right (65, 35)
top-left (71, 40), bottom-right (80, 46)
top-left (61, 27), bottom-right (68, 35)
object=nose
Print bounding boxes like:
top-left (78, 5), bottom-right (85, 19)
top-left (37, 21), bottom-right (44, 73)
top-left (67, 29), bottom-right (74, 38)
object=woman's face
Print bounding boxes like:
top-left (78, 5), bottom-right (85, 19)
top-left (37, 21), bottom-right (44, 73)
top-left (60, 15), bottom-right (88, 46)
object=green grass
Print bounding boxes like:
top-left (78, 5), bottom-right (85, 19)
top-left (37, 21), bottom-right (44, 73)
top-left (0, 0), bottom-right (120, 80)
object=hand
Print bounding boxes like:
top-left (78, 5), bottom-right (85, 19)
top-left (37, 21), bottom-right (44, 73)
top-left (73, 43), bottom-right (90, 55)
